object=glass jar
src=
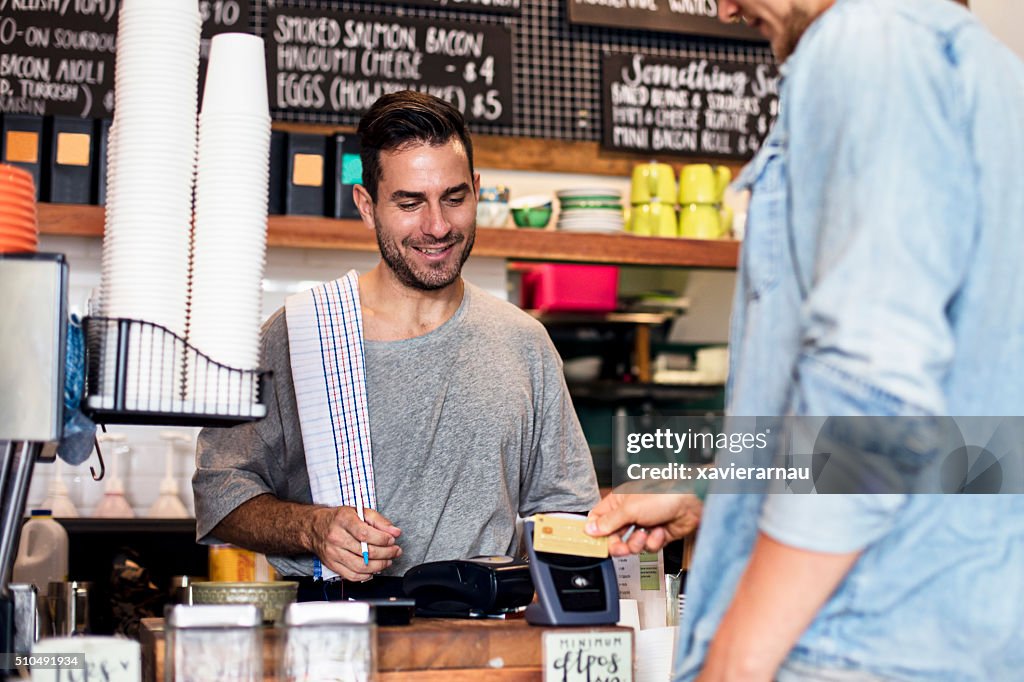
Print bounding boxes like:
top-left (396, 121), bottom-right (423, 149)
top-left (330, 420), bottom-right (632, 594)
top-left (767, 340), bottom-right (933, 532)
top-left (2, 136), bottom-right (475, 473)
top-left (165, 604), bottom-right (262, 682)
top-left (280, 601), bottom-right (376, 682)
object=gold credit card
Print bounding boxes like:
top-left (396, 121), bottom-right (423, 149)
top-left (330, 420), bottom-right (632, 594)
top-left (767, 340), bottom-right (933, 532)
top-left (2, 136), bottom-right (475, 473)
top-left (532, 514), bottom-right (609, 559)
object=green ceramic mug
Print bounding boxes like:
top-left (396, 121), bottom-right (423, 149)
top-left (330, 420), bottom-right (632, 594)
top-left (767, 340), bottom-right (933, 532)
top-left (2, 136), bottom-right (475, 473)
top-left (631, 162), bottom-right (677, 204)
top-left (678, 164), bottom-right (731, 205)
top-left (679, 204), bottom-right (722, 239)
top-left (631, 202), bottom-right (677, 237)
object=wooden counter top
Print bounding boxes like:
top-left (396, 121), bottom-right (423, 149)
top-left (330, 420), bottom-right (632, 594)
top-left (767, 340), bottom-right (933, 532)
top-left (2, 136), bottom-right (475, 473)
top-left (141, 616), bottom-right (631, 681)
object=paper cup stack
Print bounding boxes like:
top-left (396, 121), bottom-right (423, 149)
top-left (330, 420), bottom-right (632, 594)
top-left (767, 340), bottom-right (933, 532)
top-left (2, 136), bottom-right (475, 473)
top-left (97, 0), bottom-right (201, 410)
top-left (189, 33), bottom-right (271, 412)
top-left (0, 164), bottom-right (38, 253)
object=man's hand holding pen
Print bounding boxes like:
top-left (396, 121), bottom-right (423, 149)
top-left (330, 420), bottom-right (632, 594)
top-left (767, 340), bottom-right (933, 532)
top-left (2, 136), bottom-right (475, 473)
top-left (309, 506), bottom-right (403, 581)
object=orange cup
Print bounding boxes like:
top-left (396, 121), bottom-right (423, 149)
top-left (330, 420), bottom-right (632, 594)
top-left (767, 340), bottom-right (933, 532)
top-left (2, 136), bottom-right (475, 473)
top-left (0, 240), bottom-right (38, 254)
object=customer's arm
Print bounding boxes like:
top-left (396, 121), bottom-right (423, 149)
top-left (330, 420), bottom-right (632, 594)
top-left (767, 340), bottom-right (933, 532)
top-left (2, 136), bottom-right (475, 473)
top-left (697, 536), bottom-right (859, 681)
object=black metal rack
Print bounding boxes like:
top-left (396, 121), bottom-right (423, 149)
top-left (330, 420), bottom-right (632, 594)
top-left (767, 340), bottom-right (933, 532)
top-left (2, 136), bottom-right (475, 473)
top-left (82, 316), bottom-right (269, 427)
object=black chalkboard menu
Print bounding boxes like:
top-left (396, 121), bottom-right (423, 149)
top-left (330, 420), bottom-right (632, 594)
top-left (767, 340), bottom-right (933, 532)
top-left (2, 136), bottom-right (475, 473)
top-left (266, 6), bottom-right (514, 126)
top-left (567, 0), bottom-right (764, 41)
top-left (0, 0), bottom-right (117, 118)
top-left (396, 0), bottom-right (521, 16)
top-left (200, 0), bottom-right (252, 39)
top-left (600, 52), bottom-right (779, 160)
top-left (0, 0), bottom-right (250, 119)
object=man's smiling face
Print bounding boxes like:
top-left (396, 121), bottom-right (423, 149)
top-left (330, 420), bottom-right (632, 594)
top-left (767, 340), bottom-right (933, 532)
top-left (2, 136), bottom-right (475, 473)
top-left (369, 139), bottom-right (480, 291)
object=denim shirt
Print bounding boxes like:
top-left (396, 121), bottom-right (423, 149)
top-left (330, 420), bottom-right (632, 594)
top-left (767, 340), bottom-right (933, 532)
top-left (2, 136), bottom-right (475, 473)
top-left (675, 1), bottom-right (1024, 679)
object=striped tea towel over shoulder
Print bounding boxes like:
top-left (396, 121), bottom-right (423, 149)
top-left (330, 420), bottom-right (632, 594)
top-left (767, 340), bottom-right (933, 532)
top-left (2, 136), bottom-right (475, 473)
top-left (285, 269), bottom-right (376, 580)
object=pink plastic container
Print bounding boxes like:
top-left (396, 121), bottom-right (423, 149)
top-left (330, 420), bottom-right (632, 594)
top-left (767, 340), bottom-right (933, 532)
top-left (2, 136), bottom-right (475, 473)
top-left (520, 263), bottom-right (619, 313)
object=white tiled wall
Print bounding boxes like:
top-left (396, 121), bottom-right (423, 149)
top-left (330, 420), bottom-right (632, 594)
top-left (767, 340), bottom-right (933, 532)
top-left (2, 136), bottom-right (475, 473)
top-left (27, 166), bottom-right (635, 517)
top-left (33, 424), bottom-right (203, 519)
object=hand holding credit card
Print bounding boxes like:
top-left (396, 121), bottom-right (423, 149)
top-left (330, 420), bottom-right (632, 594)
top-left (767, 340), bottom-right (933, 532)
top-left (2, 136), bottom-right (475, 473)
top-left (530, 514), bottom-right (609, 558)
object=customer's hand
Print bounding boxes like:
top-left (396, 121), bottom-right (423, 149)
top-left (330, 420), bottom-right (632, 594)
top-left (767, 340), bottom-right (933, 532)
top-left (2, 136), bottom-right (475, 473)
top-left (585, 492), bottom-right (702, 556)
top-left (310, 506), bottom-right (402, 581)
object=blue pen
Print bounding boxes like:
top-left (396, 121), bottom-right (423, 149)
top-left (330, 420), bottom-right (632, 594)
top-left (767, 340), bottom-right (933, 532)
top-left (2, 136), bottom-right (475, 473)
top-left (356, 504), bottom-right (369, 565)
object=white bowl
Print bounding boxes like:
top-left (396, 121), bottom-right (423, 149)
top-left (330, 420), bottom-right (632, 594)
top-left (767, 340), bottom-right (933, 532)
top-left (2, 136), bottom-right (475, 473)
top-left (563, 356), bottom-right (602, 382)
top-left (509, 194), bottom-right (553, 209)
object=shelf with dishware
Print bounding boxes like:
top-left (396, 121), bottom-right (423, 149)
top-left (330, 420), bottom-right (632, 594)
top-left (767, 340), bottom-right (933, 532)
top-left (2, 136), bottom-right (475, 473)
top-left (565, 379), bottom-right (724, 403)
top-left (528, 310), bottom-right (679, 326)
top-left (37, 202), bottom-right (739, 269)
top-left (50, 517), bottom-right (208, 636)
top-left (539, 309), bottom-right (725, 408)
top-left (530, 309), bottom-right (680, 383)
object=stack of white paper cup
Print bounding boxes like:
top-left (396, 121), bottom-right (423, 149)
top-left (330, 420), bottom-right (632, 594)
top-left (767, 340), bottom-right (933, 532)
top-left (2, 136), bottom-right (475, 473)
top-left (189, 33), bottom-right (270, 412)
top-left (99, 0), bottom-right (201, 410)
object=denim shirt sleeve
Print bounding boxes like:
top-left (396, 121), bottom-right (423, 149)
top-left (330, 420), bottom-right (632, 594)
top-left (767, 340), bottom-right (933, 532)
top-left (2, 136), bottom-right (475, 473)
top-left (758, 6), bottom-right (976, 552)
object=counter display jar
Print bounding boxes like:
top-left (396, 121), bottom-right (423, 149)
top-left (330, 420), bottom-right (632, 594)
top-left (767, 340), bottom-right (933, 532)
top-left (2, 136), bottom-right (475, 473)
top-left (165, 604), bottom-right (262, 682)
top-left (280, 601), bottom-right (377, 682)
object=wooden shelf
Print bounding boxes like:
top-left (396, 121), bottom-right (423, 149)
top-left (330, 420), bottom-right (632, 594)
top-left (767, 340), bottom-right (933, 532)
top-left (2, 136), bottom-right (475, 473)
top-left (568, 380), bottom-right (725, 403)
top-left (37, 203), bottom-right (739, 269)
top-left (528, 310), bottom-right (677, 325)
top-left (54, 518), bottom-right (196, 534)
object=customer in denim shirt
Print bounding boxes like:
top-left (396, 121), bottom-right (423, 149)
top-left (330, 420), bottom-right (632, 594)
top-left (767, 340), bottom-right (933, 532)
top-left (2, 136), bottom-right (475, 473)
top-left (587, 0), bottom-right (1024, 679)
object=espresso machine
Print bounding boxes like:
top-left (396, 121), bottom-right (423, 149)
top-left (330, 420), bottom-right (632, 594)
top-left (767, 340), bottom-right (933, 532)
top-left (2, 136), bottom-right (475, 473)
top-left (0, 253), bottom-right (69, 668)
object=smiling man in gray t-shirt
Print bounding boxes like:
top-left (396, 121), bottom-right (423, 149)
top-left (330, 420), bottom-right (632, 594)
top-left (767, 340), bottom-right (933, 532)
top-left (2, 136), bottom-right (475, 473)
top-left (192, 91), bottom-right (599, 587)
top-left (194, 282), bottom-right (599, 578)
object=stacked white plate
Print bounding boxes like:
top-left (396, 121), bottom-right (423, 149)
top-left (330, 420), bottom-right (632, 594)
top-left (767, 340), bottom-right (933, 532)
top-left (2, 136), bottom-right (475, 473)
top-left (188, 33), bottom-right (271, 413)
top-left (96, 0), bottom-right (201, 411)
top-left (556, 188), bottom-right (626, 233)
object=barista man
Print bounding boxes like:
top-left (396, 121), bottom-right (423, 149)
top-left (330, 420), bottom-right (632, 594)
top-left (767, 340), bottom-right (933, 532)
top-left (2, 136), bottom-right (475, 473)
top-left (193, 91), bottom-right (599, 596)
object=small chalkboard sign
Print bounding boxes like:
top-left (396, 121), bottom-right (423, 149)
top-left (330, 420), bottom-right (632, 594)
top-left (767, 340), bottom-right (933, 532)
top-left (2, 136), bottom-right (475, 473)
top-left (600, 51), bottom-right (779, 160)
top-left (542, 630), bottom-right (633, 682)
top-left (567, 0), bottom-right (764, 41)
top-left (266, 6), bottom-right (514, 126)
top-left (0, 0), bottom-right (251, 119)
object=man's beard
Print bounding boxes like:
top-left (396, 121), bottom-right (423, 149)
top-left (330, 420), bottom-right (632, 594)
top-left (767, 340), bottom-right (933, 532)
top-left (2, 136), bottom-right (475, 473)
top-left (375, 215), bottom-right (476, 291)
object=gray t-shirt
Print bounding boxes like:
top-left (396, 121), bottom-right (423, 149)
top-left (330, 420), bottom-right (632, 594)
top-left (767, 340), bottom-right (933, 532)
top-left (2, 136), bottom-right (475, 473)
top-left (193, 282), bottom-right (600, 576)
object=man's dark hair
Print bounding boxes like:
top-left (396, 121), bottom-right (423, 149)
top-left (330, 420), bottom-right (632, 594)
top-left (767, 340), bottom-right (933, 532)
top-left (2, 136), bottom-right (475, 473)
top-left (357, 91), bottom-right (474, 202)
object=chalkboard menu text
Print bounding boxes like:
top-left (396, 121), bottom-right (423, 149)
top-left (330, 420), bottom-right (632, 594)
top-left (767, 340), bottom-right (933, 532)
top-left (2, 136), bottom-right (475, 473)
top-left (568, 0), bottom-right (764, 41)
top-left (267, 6), bottom-right (513, 126)
top-left (0, 0), bottom-right (251, 118)
top-left (0, 0), bottom-right (117, 118)
top-left (396, 0), bottom-right (521, 16)
top-left (200, 0), bottom-right (251, 38)
top-left (601, 52), bottom-right (779, 159)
